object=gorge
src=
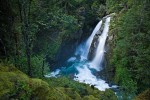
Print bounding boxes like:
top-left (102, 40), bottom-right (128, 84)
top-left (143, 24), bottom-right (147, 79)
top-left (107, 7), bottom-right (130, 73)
top-left (46, 16), bottom-right (116, 91)
top-left (0, 0), bottom-right (150, 99)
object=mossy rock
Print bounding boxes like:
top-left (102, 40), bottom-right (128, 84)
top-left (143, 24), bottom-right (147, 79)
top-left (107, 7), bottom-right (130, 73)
top-left (48, 87), bottom-right (72, 100)
top-left (30, 79), bottom-right (50, 100)
top-left (57, 87), bottom-right (81, 100)
top-left (0, 65), bottom-right (76, 100)
top-left (134, 89), bottom-right (150, 100)
top-left (0, 65), bottom-right (49, 99)
top-left (85, 87), bottom-right (117, 100)
top-left (0, 65), bottom-right (29, 99)
top-left (100, 89), bottom-right (117, 100)
top-left (0, 64), bottom-right (117, 100)
top-left (82, 95), bottom-right (99, 100)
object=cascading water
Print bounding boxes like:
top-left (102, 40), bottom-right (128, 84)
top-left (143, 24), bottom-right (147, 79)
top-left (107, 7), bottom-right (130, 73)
top-left (74, 17), bottom-right (111, 91)
top-left (45, 16), bottom-right (116, 91)
top-left (75, 20), bottom-right (102, 60)
top-left (89, 17), bottom-right (111, 71)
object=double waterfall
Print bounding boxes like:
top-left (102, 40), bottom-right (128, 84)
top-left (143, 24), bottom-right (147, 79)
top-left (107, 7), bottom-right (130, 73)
top-left (46, 16), bottom-right (113, 91)
top-left (75, 17), bottom-right (111, 71)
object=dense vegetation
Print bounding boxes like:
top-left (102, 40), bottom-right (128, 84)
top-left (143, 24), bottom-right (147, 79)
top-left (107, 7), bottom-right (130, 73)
top-left (106, 0), bottom-right (150, 99)
top-left (0, 0), bottom-right (106, 77)
top-left (0, 0), bottom-right (150, 99)
top-left (0, 64), bottom-right (117, 99)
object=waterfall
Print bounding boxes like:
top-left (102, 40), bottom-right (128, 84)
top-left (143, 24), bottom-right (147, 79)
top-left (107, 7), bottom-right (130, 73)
top-left (75, 20), bottom-right (102, 60)
top-left (46, 16), bottom-right (115, 91)
top-left (90, 17), bottom-right (111, 71)
top-left (74, 17), bottom-right (111, 91)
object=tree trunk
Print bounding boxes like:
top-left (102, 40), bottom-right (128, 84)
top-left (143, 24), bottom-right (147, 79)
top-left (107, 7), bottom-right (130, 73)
top-left (18, 0), bottom-right (32, 77)
top-left (42, 59), bottom-right (45, 77)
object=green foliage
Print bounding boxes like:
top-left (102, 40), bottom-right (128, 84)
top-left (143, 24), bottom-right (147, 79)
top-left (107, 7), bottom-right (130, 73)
top-left (27, 0), bottom-right (108, 64)
top-left (59, 14), bottom-right (80, 39)
top-left (0, 65), bottom-right (117, 100)
top-left (10, 80), bottom-right (32, 100)
top-left (91, 1), bottom-right (106, 17)
top-left (45, 77), bottom-right (89, 95)
top-left (0, 64), bottom-right (29, 99)
top-left (10, 55), bottom-right (49, 78)
top-left (107, 0), bottom-right (150, 97)
top-left (31, 55), bottom-right (49, 78)
top-left (115, 66), bottom-right (137, 98)
top-left (1, 0), bottom-right (108, 78)
top-left (134, 88), bottom-right (150, 100)
top-left (45, 77), bottom-right (117, 99)
top-left (83, 95), bottom-right (99, 100)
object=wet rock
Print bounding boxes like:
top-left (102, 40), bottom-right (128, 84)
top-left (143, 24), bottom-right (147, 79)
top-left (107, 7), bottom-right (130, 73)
top-left (88, 34), bottom-right (99, 61)
top-left (101, 19), bottom-right (116, 83)
top-left (88, 18), bottom-right (106, 61)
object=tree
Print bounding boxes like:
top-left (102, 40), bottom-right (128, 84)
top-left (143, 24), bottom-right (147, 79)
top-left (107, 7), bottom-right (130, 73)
top-left (18, 0), bottom-right (32, 77)
top-left (107, 0), bottom-right (150, 95)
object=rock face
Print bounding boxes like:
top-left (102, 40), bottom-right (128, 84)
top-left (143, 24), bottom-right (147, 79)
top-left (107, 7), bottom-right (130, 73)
top-left (99, 24), bottom-right (116, 84)
top-left (88, 33), bottom-right (100, 61)
top-left (94, 13), bottom-right (116, 82)
top-left (88, 18), bottom-right (105, 61)
top-left (87, 14), bottom-right (116, 83)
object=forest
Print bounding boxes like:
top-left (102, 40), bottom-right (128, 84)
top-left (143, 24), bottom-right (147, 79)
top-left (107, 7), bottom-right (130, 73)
top-left (0, 0), bottom-right (150, 100)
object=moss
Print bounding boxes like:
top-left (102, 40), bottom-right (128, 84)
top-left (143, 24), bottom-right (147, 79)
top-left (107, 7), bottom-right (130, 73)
top-left (30, 79), bottom-right (50, 100)
top-left (0, 65), bottom-right (29, 99)
top-left (83, 95), bottom-right (99, 100)
top-left (45, 77), bottom-right (117, 100)
top-left (134, 89), bottom-right (150, 100)
top-left (0, 65), bottom-right (72, 100)
top-left (0, 64), bottom-right (117, 100)
top-left (48, 87), bottom-right (71, 100)
top-left (0, 72), bottom-right (16, 96)
top-left (0, 65), bottom-right (48, 99)
top-left (85, 87), bottom-right (117, 100)
top-left (101, 89), bottom-right (117, 100)
top-left (57, 87), bottom-right (81, 100)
